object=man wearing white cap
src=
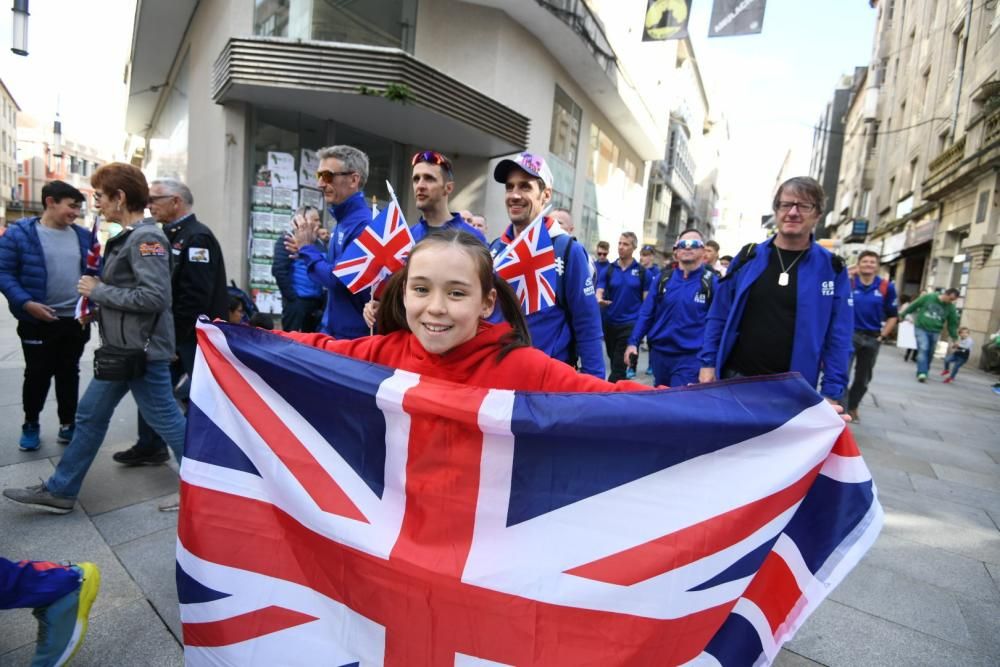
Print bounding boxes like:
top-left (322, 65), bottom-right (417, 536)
top-left (488, 152), bottom-right (605, 378)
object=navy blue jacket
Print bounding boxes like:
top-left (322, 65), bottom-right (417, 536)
top-left (698, 238), bottom-right (853, 399)
top-left (597, 259), bottom-right (651, 325)
top-left (0, 217), bottom-right (90, 322)
top-left (629, 264), bottom-right (718, 355)
top-left (851, 276), bottom-right (898, 332)
top-left (411, 213), bottom-right (487, 244)
top-left (298, 192), bottom-right (373, 339)
top-left (489, 223), bottom-right (605, 378)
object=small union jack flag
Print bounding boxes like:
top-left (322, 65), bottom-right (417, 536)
top-left (333, 191), bottom-right (413, 295)
top-left (74, 216), bottom-right (103, 321)
top-left (493, 216), bottom-right (559, 315)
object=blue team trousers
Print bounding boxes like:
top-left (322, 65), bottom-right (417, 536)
top-left (0, 558), bottom-right (79, 609)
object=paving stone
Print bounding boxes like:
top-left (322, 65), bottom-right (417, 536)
top-left (773, 650), bottom-right (825, 666)
top-left (957, 598), bottom-right (1000, 659)
top-left (986, 562), bottom-right (1000, 593)
top-left (867, 462), bottom-right (915, 492)
top-left (827, 562), bottom-right (970, 646)
top-left (873, 431), bottom-right (998, 474)
top-left (930, 462), bottom-right (1000, 493)
top-left (91, 493), bottom-right (179, 547)
top-left (0, 598), bottom-right (182, 667)
top-left (908, 473), bottom-right (1000, 516)
top-left (115, 527), bottom-right (182, 641)
top-left (785, 599), bottom-right (995, 667)
top-left (74, 441), bottom-right (181, 516)
top-left (879, 486), bottom-right (1000, 563)
top-left (861, 533), bottom-right (1000, 603)
top-left (857, 447), bottom-right (935, 479)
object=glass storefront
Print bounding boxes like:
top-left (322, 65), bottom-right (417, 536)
top-left (254, 0), bottom-right (418, 52)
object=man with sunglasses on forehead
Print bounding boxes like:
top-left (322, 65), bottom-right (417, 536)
top-left (698, 177), bottom-right (852, 406)
top-left (488, 152), bottom-right (605, 378)
top-left (409, 151), bottom-right (486, 243)
top-left (286, 145), bottom-right (373, 339)
top-left (625, 231), bottom-right (717, 387)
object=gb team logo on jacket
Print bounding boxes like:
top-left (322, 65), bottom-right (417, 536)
top-left (821, 280), bottom-right (835, 297)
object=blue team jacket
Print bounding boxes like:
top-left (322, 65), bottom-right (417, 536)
top-left (298, 192), bottom-right (373, 339)
top-left (489, 224), bottom-right (605, 378)
top-left (698, 237), bottom-right (853, 399)
top-left (629, 264), bottom-right (718, 355)
top-left (852, 276), bottom-right (898, 332)
top-left (411, 213), bottom-right (487, 244)
top-left (0, 217), bottom-right (90, 322)
top-left (597, 259), bottom-right (651, 325)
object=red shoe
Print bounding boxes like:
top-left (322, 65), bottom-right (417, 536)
top-left (940, 369), bottom-right (950, 376)
top-left (943, 377), bottom-right (954, 384)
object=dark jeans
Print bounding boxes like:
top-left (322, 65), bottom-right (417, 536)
top-left (17, 318), bottom-right (91, 424)
top-left (281, 296), bottom-right (324, 333)
top-left (603, 321), bottom-right (635, 382)
top-left (136, 337), bottom-right (196, 452)
top-left (847, 332), bottom-right (881, 411)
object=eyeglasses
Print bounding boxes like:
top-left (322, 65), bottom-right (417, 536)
top-left (776, 201), bottom-right (817, 213)
top-left (596, 251), bottom-right (608, 257)
top-left (148, 195), bottom-right (174, 203)
top-left (411, 150), bottom-right (453, 177)
top-left (674, 239), bottom-right (705, 250)
top-left (316, 170), bottom-right (356, 185)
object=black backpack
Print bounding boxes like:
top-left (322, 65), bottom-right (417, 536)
top-left (603, 261), bottom-right (647, 301)
top-left (656, 265), bottom-right (717, 307)
top-left (722, 241), bottom-right (845, 281)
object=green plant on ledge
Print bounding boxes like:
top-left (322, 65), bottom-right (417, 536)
top-left (383, 83), bottom-right (412, 104)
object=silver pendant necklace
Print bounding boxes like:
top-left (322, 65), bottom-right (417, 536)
top-left (776, 247), bottom-right (806, 286)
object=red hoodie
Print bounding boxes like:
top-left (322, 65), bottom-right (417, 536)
top-left (276, 322), bottom-right (652, 393)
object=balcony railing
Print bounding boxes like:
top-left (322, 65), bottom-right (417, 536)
top-left (927, 135), bottom-right (966, 177)
top-left (537, 0), bottom-right (617, 78)
top-left (984, 106), bottom-right (1000, 148)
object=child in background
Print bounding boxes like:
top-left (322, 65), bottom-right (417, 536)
top-left (941, 326), bottom-right (974, 383)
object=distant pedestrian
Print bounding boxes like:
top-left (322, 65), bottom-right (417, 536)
top-left (941, 327), bottom-right (974, 383)
top-left (597, 231), bottom-right (651, 381)
top-left (0, 181), bottom-right (91, 451)
top-left (704, 240), bottom-right (723, 274)
top-left (845, 250), bottom-right (898, 422)
top-left (896, 295), bottom-right (917, 362)
top-left (900, 288), bottom-right (959, 382)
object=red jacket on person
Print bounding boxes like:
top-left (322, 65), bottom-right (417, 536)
top-left (277, 321), bottom-right (653, 393)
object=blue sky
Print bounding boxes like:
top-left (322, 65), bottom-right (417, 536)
top-left (684, 0), bottom-right (878, 219)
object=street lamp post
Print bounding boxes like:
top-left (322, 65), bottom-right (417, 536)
top-left (11, 0), bottom-right (29, 56)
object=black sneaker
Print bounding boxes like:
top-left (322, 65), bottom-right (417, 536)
top-left (112, 445), bottom-right (170, 466)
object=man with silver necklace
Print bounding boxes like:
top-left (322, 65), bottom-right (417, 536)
top-left (697, 176), bottom-right (853, 406)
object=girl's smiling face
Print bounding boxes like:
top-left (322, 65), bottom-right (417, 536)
top-left (404, 244), bottom-right (496, 355)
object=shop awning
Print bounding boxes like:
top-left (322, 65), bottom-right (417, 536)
top-left (212, 38), bottom-right (530, 158)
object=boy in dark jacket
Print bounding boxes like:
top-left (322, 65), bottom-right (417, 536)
top-left (0, 181), bottom-right (90, 450)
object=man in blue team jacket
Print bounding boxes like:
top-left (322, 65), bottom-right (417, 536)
top-left (286, 145), bottom-right (373, 339)
top-left (698, 177), bottom-right (852, 402)
top-left (488, 152), bottom-right (605, 378)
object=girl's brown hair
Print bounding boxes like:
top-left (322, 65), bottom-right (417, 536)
top-left (375, 229), bottom-right (531, 360)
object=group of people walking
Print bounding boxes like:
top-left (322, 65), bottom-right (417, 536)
top-left (0, 145), bottom-right (978, 664)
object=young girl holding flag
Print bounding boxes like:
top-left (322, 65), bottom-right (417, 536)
top-left (277, 230), bottom-right (649, 392)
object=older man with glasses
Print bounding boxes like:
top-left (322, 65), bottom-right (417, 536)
top-left (698, 176), bottom-right (853, 409)
top-left (285, 145), bottom-right (373, 340)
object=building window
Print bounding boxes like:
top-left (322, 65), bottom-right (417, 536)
top-left (254, 0), bottom-right (417, 51)
top-left (549, 86), bottom-right (582, 166)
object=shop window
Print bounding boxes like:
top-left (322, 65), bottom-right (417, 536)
top-left (312, 0), bottom-right (417, 51)
top-left (549, 86), bottom-right (582, 166)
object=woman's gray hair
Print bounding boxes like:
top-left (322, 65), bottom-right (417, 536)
top-left (150, 178), bottom-right (194, 206)
top-left (317, 145), bottom-right (369, 189)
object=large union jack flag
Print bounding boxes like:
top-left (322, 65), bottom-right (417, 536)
top-left (74, 215), bottom-right (103, 321)
top-left (493, 217), bottom-right (560, 316)
top-left (179, 321), bottom-right (882, 666)
top-left (332, 198), bottom-right (413, 295)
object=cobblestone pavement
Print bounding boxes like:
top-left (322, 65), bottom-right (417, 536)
top-left (1, 306), bottom-right (998, 665)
